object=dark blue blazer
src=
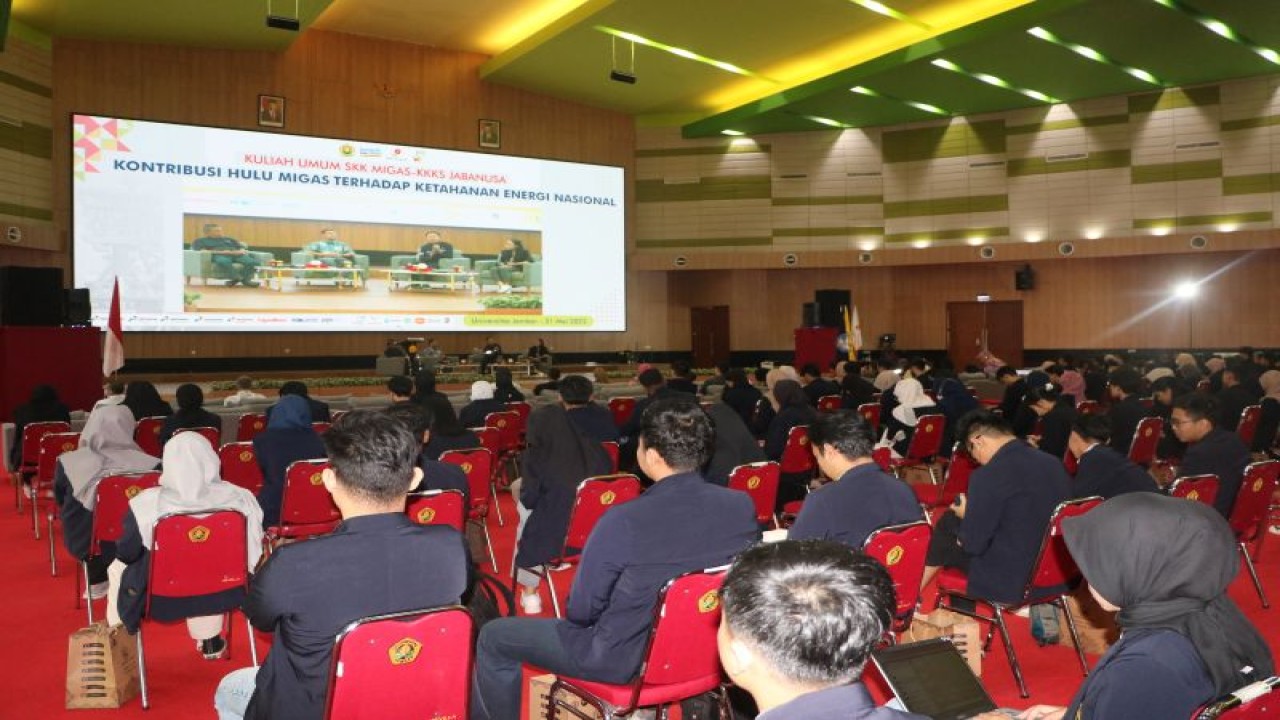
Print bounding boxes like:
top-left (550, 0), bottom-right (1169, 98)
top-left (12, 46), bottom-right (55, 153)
top-left (158, 409), bottom-right (222, 447)
top-left (721, 384), bottom-right (763, 429)
top-left (764, 405), bottom-right (817, 461)
top-left (1178, 427), bottom-right (1250, 517)
top-left (252, 428), bottom-right (326, 527)
top-left (417, 455), bottom-right (469, 504)
top-left (568, 403), bottom-right (621, 444)
top-left (762, 683), bottom-right (927, 720)
top-left (1107, 395), bottom-right (1148, 454)
top-left (423, 429), bottom-right (481, 461)
top-left (958, 440), bottom-right (1070, 603)
top-left (556, 472), bottom-right (758, 683)
top-left (244, 514), bottom-right (468, 720)
top-left (1064, 629), bottom-right (1215, 720)
top-left (1072, 445), bottom-right (1158, 499)
top-left (459, 398), bottom-right (508, 429)
top-left (789, 463), bottom-right (922, 549)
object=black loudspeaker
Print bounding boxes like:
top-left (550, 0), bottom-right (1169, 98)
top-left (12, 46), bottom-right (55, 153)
top-left (64, 288), bottom-right (91, 325)
top-left (801, 302), bottom-right (819, 327)
top-left (1015, 264), bottom-right (1036, 291)
top-left (814, 289), bottom-right (851, 328)
top-left (0, 266), bottom-right (64, 326)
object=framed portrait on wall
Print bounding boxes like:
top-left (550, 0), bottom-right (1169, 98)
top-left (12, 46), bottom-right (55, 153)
top-left (479, 119), bottom-right (501, 149)
top-left (258, 95), bottom-right (285, 128)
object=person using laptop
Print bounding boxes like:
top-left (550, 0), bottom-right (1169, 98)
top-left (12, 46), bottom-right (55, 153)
top-left (1004, 493), bottom-right (1273, 720)
top-left (718, 539), bottom-right (927, 719)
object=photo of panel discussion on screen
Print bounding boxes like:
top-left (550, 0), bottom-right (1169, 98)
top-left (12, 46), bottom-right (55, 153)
top-left (182, 218), bottom-right (543, 316)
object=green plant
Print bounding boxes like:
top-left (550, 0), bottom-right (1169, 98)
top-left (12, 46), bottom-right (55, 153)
top-left (479, 295), bottom-right (543, 309)
top-left (184, 291), bottom-right (202, 306)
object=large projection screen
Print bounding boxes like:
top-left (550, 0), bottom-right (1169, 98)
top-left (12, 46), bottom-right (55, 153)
top-left (72, 115), bottom-right (626, 332)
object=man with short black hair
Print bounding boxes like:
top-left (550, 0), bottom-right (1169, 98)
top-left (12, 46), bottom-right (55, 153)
top-left (266, 380), bottom-right (331, 423)
top-left (1172, 393), bottom-right (1249, 517)
top-left (1106, 367), bottom-right (1146, 453)
top-left (1215, 362), bottom-right (1257, 432)
top-left (416, 229), bottom-right (453, 266)
top-left (387, 375), bottom-right (414, 403)
top-left (667, 360), bottom-right (698, 395)
top-left (790, 411), bottom-right (921, 548)
top-left (471, 397), bottom-right (759, 720)
top-left (995, 365), bottom-right (1026, 421)
top-left (533, 367), bottom-right (562, 396)
top-left (383, 402), bottom-right (469, 502)
top-left (1067, 414), bottom-right (1158, 499)
top-left (559, 375), bottom-right (618, 443)
top-left (719, 540), bottom-right (926, 720)
top-left (800, 363), bottom-right (840, 406)
top-left (191, 223), bottom-right (262, 287)
top-left (214, 411), bottom-right (468, 720)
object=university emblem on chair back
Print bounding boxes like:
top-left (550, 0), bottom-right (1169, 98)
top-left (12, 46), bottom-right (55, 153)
top-left (473, 426), bottom-right (501, 456)
top-left (1127, 416), bottom-right (1163, 467)
top-left (324, 607), bottom-right (474, 720)
top-left (601, 441), bottom-right (620, 472)
top-left (904, 415), bottom-right (945, 462)
top-left (218, 442), bottom-right (264, 494)
top-left (236, 413), bottom-right (268, 442)
top-left (1169, 474), bottom-right (1220, 510)
top-left (608, 396), bottom-right (637, 428)
top-left (1192, 677), bottom-right (1280, 720)
top-left (37, 432), bottom-right (81, 486)
top-left (1229, 461), bottom-right (1280, 608)
top-left (779, 425), bottom-right (815, 475)
top-left (817, 394), bottom-right (841, 412)
top-left (439, 448), bottom-right (493, 516)
top-left (174, 426), bottom-right (220, 447)
top-left (1237, 405), bottom-right (1262, 447)
top-left (564, 474), bottom-right (642, 552)
top-left (485, 411), bottom-right (522, 456)
top-left (405, 489), bottom-right (466, 533)
top-left (148, 509), bottom-right (251, 602)
top-left (92, 472), bottom-right (162, 555)
top-left (133, 416), bottom-right (166, 457)
top-left (275, 459), bottom-right (341, 537)
top-left (727, 461), bottom-right (781, 526)
top-left (857, 403), bottom-right (881, 432)
top-left (863, 521), bottom-right (932, 631)
top-left (1026, 497), bottom-right (1102, 593)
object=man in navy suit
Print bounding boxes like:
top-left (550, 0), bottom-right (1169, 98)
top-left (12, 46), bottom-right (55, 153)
top-left (1067, 414), bottom-right (1158, 499)
top-left (1172, 393), bottom-right (1249, 518)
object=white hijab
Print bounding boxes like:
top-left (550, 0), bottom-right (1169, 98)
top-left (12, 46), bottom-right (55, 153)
top-left (128, 432), bottom-right (264, 568)
top-left (61, 405), bottom-right (159, 510)
top-left (891, 378), bottom-right (934, 427)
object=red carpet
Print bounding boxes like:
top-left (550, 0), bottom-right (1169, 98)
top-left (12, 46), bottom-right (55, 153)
top-left (5, 482), bottom-right (1280, 718)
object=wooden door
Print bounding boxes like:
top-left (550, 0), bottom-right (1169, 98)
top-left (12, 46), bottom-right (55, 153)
top-left (947, 301), bottom-right (1023, 370)
top-left (691, 306), bottom-right (730, 368)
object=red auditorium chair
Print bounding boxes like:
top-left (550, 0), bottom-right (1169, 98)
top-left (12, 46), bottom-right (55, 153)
top-left (174, 426), bottom-right (220, 447)
top-left (1169, 474), bottom-right (1220, 510)
top-left (1228, 461), bottom-right (1280, 608)
top-left (816, 394), bottom-right (841, 412)
top-left (78, 471), bottom-right (161, 622)
top-left (863, 520), bottom-right (932, 635)
top-left (779, 425), bottom-right (815, 478)
top-left (726, 461), bottom-right (781, 528)
top-left (601, 441), bottom-right (620, 473)
top-left (263, 459), bottom-right (341, 553)
top-left (32, 431), bottom-right (79, 540)
top-left (886, 414), bottom-right (946, 484)
top-left (915, 445), bottom-right (976, 508)
top-left (440, 448), bottom-right (498, 569)
top-left (1191, 677), bottom-right (1280, 719)
top-left (405, 489), bottom-right (466, 533)
top-left (218, 442), bottom-right (264, 494)
top-left (236, 412), bottom-right (268, 442)
top-left (1127, 416), bottom-right (1163, 468)
top-left (133, 416), bottom-right (166, 457)
top-left (857, 403), bottom-right (881, 433)
top-left (1237, 405), bottom-right (1262, 448)
top-left (15, 420), bottom-right (70, 511)
top-left (608, 397), bottom-right (636, 429)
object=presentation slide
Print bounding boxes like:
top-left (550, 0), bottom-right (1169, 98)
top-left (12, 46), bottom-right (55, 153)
top-left (71, 115), bottom-right (626, 332)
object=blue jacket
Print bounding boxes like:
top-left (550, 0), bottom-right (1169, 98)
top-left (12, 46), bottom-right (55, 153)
top-left (568, 403), bottom-right (621, 444)
top-left (1179, 428), bottom-right (1250, 517)
top-left (555, 471), bottom-right (759, 683)
top-left (759, 683), bottom-right (927, 720)
top-left (1064, 629), bottom-right (1214, 720)
top-left (790, 463), bottom-right (922, 549)
top-left (1072, 445), bottom-right (1158, 499)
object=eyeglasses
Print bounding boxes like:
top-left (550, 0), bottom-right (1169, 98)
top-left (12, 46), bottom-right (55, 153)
top-left (964, 432), bottom-right (986, 454)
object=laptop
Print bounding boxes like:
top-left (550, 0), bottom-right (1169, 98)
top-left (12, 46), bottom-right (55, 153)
top-left (872, 638), bottom-right (1021, 720)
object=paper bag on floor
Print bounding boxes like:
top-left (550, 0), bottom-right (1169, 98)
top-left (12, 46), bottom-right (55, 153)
top-left (1056, 586), bottom-right (1119, 656)
top-left (903, 608), bottom-right (983, 677)
top-left (528, 673), bottom-right (602, 720)
top-left (66, 622), bottom-right (139, 709)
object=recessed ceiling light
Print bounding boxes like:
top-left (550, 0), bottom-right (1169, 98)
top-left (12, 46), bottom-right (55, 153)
top-left (594, 26), bottom-right (770, 80)
top-left (1026, 26), bottom-right (1163, 85)
top-left (966, 236), bottom-right (985, 246)
top-left (847, 0), bottom-right (931, 28)
top-left (721, 129), bottom-right (745, 136)
top-left (912, 239), bottom-right (932, 249)
top-left (930, 57), bottom-right (1059, 103)
top-left (849, 85), bottom-right (950, 115)
top-left (807, 115), bottom-right (851, 128)
top-left (1150, 0), bottom-right (1280, 66)
top-left (858, 240), bottom-right (879, 251)
top-left (1084, 228), bottom-right (1103, 240)
top-left (1151, 225), bottom-right (1172, 236)
top-left (1024, 233), bottom-right (1044, 243)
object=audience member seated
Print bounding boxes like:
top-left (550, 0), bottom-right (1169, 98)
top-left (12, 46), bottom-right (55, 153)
top-left (1176, 352), bottom-right (1203, 384)
top-left (666, 359), bottom-right (699, 395)
top-left (800, 364), bottom-right (840, 406)
top-left (122, 381), bottom-right (173, 420)
top-left (995, 366), bottom-right (1026, 422)
top-left (873, 357), bottom-right (900, 392)
top-left (55, 406), bottom-right (160, 599)
top-left (764, 380), bottom-right (818, 507)
top-left (159, 384), bottom-right (222, 448)
top-left (459, 381), bottom-right (506, 429)
top-left (903, 357), bottom-right (934, 390)
top-left (1067, 414), bottom-right (1158, 499)
top-left (880, 378), bottom-right (939, 456)
top-left (9, 383), bottom-right (71, 485)
top-left (703, 401), bottom-right (766, 487)
top-left (92, 380), bottom-right (126, 410)
top-left (471, 397), bottom-right (759, 720)
top-left (618, 368), bottom-right (684, 458)
top-left (1216, 361), bottom-right (1260, 432)
top-left (840, 362), bottom-right (878, 410)
top-left (492, 367), bottom-right (526, 403)
top-left (1000, 493), bottom-right (1273, 720)
top-left (1105, 368), bottom-right (1146, 454)
top-left (422, 395), bottom-right (482, 460)
top-left (410, 369), bottom-right (449, 408)
top-left (527, 337), bottom-right (552, 373)
top-left (1255, 369), bottom-right (1280, 455)
top-left (1171, 394), bottom-right (1249, 518)
top-left (699, 363), bottom-right (730, 396)
top-left (752, 366), bottom-right (801, 437)
top-left (719, 540), bottom-right (927, 720)
top-left (533, 367), bottom-right (562, 396)
top-left (384, 402), bottom-right (469, 502)
top-left (790, 411), bottom-right (921, 548)
top-left (1148, 376), bottom-right (1188, 459)
top-left (560, 375), bottom-right (619, 444)
top-left (252, 395), bottom-right (326, 528)
top-left (722, 369), bottom-right (764, 428)
top-left (922, 410), bottom-right (1070, 603)
top-left (935, 377), bottom-right (978, 456)
top-left (511, 404), bottom-right (612, 614)
top-left (222, 376), bottom-right (266, 407)
top-left (215, 411), bottom-right (469, 720)
top-left (1025, 382), bottom-right (1076, 460)
top-left (386, 375), bottom-right (414, 403)
top-left (267, 381), bottom-right (330, 423)
top-left (107, 433), bottom-right (262, 659)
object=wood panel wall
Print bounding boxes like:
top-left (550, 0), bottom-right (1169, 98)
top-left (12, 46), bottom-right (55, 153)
top-left (49, 30), bottom-right (644, 359)
top-left (182, 215), bottom-right (542, 256)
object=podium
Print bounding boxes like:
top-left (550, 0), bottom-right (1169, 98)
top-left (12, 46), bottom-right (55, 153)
top-left (0, 327), bottom-right (103, 420)
top-left (794, 327), bottom-right (840, 371)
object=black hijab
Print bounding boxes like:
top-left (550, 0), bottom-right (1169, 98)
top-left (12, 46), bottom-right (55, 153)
top-left (23, 385), bottom-right (66, 419)
top-left (1063, 493), bottom-right (1273, 695)
top-left (772, 379), bottom-right (809, 410)
top-left (520, 405), bottom-right (610, 504)
top-left (123, 381), bottom-right (172, 419)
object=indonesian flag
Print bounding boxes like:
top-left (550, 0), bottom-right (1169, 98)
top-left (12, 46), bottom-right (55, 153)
top-left (102, 278), bottom-right (124, 377)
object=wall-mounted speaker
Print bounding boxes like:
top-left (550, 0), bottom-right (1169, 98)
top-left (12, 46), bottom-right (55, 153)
top-left (0, 266), bottom-right (64, 326)
top-left (1014, 264), bottom-right (1036, 291)
top-left (979, 245), bottom-right (996, 259)
top-left (858, 252), bottom-right (873, 265)
top-left (64, 288), bottom-right (91, 325)
top-left (673, 255), bottom-right (688, 267)
top-left (1058, 242), bottom-right (1075, 257)
top-left (1190, 235), bottom-right (1208, 249)
top-left (782, 253), bottom-right (798, 267)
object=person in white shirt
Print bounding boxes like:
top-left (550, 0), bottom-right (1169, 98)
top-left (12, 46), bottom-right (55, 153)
top-left (223, 376), bottom-right (267, 407)
top-left (92, 380), bottom-right (126, 410)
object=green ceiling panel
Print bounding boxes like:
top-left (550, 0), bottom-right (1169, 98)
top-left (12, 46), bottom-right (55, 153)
top-left (882, 120), bottom-right (1005, 163)
top-left (635, 144), bottom-right (771, 158)
top-left (1132, 212), bottom-right (1272, 229)
top-left (0, 201), bottom-right (54, 221)
top-left (635, 236), bottom-right (772, 248)
top-left (1221, 116), bottom-right (1280, 133)
top-left (0, 70), bottom-right (52, 98)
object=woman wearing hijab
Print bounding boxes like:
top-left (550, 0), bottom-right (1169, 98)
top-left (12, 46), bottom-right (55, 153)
top-left (459, 380), bottom-right (506, 428)
top-left (704, 401), bottom-right (766, 487)
top-left (107, 432), bottom-right (263, 659)
top-left (512, 404), bottom-right (611, 614)
top-left (935, 377), bottom-right (978, 457)
top-left (492, 367), bottom-right (526, 404)
top-left (881, 377), bottom-right (940, 456)
top-left (1007, 493), bottom-right (1273, 720)
top-left (54, 405), bottom-right (160, 598)
top-left (1057, 368), bottom-right (1087, 406)
top-left (422, 394), bottom-right (482, 460)
top-left (1252, 369), bottom-right (1280, 455)
top-left (252, 395), bottom-right (325, 527)
top-left (753, 366), bottom-right (801, 437)
top-left (1025, 382), bottom-right (1077, 461)
top-left (159, 383), bottom-right (222, 448)
top-left (122, 381), bottom-right (173, 421)
top-left (9, 384), bottom-right (72, 487)
top-left (764, 379), bottom-right (818, 508)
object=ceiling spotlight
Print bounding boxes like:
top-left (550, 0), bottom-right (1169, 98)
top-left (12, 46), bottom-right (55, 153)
top-left (610, 35), bottom-right (637, 84)
top-left (266, 0), bottom-right (300, 31)
top-left (1173, 281), bottom-right (1199, 299)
